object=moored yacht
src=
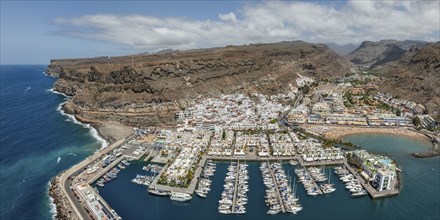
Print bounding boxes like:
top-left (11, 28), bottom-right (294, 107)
top-left (170, 192), bottom-right (192, 202)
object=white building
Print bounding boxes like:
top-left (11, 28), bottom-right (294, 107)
top-left (374, 169), bottom-right (395, 191)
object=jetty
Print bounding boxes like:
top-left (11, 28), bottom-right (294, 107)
top-left (297, 157), bottom-right (345, 167)
top-left (343, 161), bottom-right (399, 199)
top-left (231, 160), bottom-right (240, 212)
top-left (267, 162), bottom-right (286, 213)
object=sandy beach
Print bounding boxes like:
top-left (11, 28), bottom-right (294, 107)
top-left (302, 125), bottom-right (431, 142)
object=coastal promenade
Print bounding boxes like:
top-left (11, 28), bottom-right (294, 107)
top-left (207, 155), bottom-right (297, 162)
top-left (59, 135), bottom-right (135, 219)
top-left (297, 157), bottom-right (345, 167)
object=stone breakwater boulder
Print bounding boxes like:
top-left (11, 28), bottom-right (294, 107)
top-left (48, 173), bottom-right (80, 220)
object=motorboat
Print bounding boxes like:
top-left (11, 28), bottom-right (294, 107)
top-left (170, 192), bottom-right (192, 202)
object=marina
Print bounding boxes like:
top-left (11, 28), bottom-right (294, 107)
top-left (58, 124), bottom-right (408, 220)
top-left (218, 160), bottom-right (249, 215)
top-left (88, 130), bottom-right (440, 220)
top-left (195, 160), bottom-right (215, 198)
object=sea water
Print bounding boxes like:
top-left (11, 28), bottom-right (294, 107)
top-left (0, 65), bottom-right (103, 219)
top-left (97, 135), bottom-right (439, 220)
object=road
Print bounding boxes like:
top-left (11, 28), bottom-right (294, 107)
top-left (278, 91), bottom-right (303, 129)
top-left (59, 135), bottom-right (134, 219)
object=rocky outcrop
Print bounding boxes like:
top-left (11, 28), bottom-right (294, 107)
top-left (49, 173), bottom-right (79, 220)
top-left (48, 41), bottom-right (351, 128)
top-left (412, 138), bottom-right (440, 158)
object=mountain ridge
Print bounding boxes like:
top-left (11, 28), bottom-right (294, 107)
top-left (47, 41), bottom-right (351, 139)
top-left (347, 40), bottom-right (439, 116)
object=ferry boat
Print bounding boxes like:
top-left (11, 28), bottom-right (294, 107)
top-left (170, 192), bottom-right (192, 202)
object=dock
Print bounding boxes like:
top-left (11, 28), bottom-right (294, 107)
top-left (231, 160), bottom-right (240, 212)
top-left (148, 156), bottom-right (208, 195)
top-left (343, 161), bottom-right (399, 199)
top-left (297, 159), bottom-right (323, 194)
top-left (207, 155), bottom-right (297, 162)
top-left (267, 161), bottom-right (286, 213)
top-left (298, 157), bottom-right (345, 167)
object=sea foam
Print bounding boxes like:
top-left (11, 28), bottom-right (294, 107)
top-left (52, 90), bottom-right (108, 149)
top-left (47, 181), bottom-right (57, 220)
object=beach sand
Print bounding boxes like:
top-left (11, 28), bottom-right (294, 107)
top-left (302, 125), bottom-right (431, 142)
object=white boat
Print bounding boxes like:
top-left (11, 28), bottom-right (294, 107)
top-left (148, 189), bottom-right (170, 196)
top-left (170, 192), bottom-right (192, 202)
top-left (352, 190), bottom-right (367, 197)
top-left (267, 209), bottom-right (281, 215)
top-left (219, 209), bottom-right (231, 214)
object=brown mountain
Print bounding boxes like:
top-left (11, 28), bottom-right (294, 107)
top-left (47, 41), bottom-right (351, 140)
top-left (347, 40), bottom-right (439, 116)
top-left (347, 40), bottom-right (428, 67)
top-left (378, 42), bottom-right (440, 115)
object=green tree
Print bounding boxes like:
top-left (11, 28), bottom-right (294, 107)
top-left (300, 85), bottom-right (310, 94)
top-left (412, 117), bottom-right (421, 127)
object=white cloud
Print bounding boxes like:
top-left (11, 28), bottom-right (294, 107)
top-left (219, 12), bottom-right (237, 23)
top-left (53, 0), bottom-right (440, 51)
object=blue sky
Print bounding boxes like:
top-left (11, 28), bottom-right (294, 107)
top-left (1, 0), bottom-right (439, 64)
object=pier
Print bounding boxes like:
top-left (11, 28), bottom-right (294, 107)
top-left (231, 160), bottom-right (240, 212)
top-left (297, 157), bottom-right (345, 167)
top-left (343, 161), bottom-right (399, 199)
top-left (267, 162), bottom-right (286, 213)
top-left (59, 136), bottom-right (134, 219)
top-left (148, 156), bottom-right (208, 195)
top-left (207, 155), bottom-right (297, 162)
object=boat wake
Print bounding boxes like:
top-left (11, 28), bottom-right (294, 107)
top-left (23, 86), bottom-right (31, 94)
top-left (66, 152), bottom-right (77, 156)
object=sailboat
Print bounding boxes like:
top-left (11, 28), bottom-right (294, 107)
top-left (321, 168), bottom-right (336, 194)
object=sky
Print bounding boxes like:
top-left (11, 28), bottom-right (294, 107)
top-left (1, 0), bottom-right (439, 64)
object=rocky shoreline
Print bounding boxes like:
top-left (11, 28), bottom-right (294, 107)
top-left (49, 97), bottom-right (122, 219)
top-left (48, 172), bottom-right (79, 220)
top-left (411, 141), bottom-right (440, 158)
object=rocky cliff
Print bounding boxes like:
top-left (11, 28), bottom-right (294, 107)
top-left (347, 40), bottom-right (439, 115)
top-left (378, 42), bottom-right (440, 115)
top-left (347, 40), bottom-right (428, 67)
top-left (47, 41), bottom-right (351, 133)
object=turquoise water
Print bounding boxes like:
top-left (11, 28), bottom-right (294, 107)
top-left (0, 65), bottom-right (102, 219)
top-left (343, 134), bottom-right (440, 219)
top-left (97, 134), bottom-right (439, 219)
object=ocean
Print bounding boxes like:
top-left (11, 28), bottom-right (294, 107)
top-left (1, 65), bottom-right (439, 220)
top-left (0, 65), bottom-right (104, 219)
